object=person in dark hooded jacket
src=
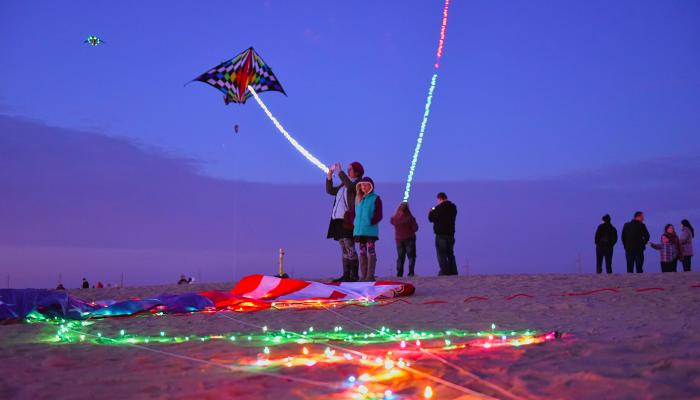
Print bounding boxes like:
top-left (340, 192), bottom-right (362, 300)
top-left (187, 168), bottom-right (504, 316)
top-left (594, 214), bottom-right (618, 274)
top-left (390, 202), bottom-right (419, 277)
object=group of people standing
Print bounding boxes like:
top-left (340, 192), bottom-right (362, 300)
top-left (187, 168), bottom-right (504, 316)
top-left (594, 211), bottom-right (694, 273)
top-left (325, 161), bottom-right (459, 281)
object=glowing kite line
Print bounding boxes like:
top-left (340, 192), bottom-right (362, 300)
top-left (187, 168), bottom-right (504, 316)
top-left (248, 86), bottom-right (329, 174)
top-left (403, 0), bottom-right (451, 201)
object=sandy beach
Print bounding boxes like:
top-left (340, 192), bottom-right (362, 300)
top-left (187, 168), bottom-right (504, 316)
top-left (1, 272), bottom-right (699, 399)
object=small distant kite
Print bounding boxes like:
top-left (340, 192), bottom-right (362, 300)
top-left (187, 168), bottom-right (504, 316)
top-left (191, 47), bottom-right (286, 105)
top-left (84, 35), bottom-right (104, 46)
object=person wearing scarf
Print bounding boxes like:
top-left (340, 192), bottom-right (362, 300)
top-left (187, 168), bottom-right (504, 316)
top-left (650, 224), bottom-right (683, 272)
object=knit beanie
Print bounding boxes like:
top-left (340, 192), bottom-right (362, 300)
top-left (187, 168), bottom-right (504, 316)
top-left (350, 161), bottom-right (364, 178)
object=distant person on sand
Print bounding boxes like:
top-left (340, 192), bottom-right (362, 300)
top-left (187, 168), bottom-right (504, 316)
top-left (621, 211), bottom-right (650, 273)
top-left (55, 283), bottom-right (65, 290)
top-left (680, 219), bottom-right (694, 272)
top-left (428, 192), bottom-right (458, 276)
top-left (82, 278), bottom-right (89, 289)
top-left (177, 275), bottom-right (189, 285)
top-left (390, 202), bottom-right (419, 277)
top-left (594, 214), bottom-right (618, 274)
top-left (353, 177), bottom-right (383, 281)
top-left (96, 281), bottom-right (104, 289)
top-left (326, 161), bottom-right (364, 282)
top-left (650, 224), bottom-right (683, 272)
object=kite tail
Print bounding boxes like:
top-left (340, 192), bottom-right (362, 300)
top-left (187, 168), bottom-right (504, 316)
top-left (403, 0), bottom-right (451, 201)
top-left (248, 86), bottom-right (329, 174)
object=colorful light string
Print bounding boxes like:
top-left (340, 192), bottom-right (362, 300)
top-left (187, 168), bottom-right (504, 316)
top-left (34, 310), bottom-right (557, 399)
top-left (248, 85), bottom-right (329, 174)
top-left (403, 0), bottom-right (451, 202)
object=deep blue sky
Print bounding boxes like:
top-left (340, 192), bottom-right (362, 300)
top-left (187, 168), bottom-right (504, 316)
top-left (2, 0), bottom-right (698, 183)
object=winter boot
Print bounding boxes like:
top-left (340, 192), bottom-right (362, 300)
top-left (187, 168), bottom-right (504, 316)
top-left (359, 254), bottom-right (368, 281)
top-left (408, 257), bottom-right (416, 277)
top-left (365, 254), bottom-right (377, 281)
top-left (331, 258), bottom-right (350, 283)
top-left (348, 258), bottom-right (359, 282)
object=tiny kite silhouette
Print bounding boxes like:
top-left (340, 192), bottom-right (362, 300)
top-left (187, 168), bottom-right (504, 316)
top-left (84, 35), bottom-right (104, 46)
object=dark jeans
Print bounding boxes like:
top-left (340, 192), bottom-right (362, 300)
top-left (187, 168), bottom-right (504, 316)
top-left (596, 247), bottom-right (613, 274)
top-left (396, 238), bottom-right (416, 276)
top-left (661, 259), bottom-right (678, 273)
top-left (435, 235), bottom-right (458, 275)
top-left (625, 250), bottom-right (644, 273)
top-left (681, 256), bottom-right (692, 272)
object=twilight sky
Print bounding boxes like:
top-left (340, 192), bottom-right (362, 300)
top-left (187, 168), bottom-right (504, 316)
top-left (1, 1), bottom-right (700, 288)
top-left (2, 0), bottom-right (699, 183)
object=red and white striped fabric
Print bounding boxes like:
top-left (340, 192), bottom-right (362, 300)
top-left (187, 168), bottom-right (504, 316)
top-left (232, 275), bottom-right (415, 302)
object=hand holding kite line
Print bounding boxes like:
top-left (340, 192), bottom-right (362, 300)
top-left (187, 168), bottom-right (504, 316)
top-left (190, 47), bottom-right (329, 174)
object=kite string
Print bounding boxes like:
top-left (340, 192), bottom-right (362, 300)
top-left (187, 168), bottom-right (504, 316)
top-left (403, 0), bottom-right (451, 201)
top-left (248, 86), bottom-right (329, 174)
top-left (419, 349), bottom-right (523, 400)
top-left (316, 304), bottom-right (518, 400)
top-left (56, 323), bottom-right (338, 389)
top-left (218, 310), bottom-right (487, 398)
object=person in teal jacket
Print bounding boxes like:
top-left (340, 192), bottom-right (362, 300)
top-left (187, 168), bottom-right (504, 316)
top-left (353, 177), bottom-right (383, 281)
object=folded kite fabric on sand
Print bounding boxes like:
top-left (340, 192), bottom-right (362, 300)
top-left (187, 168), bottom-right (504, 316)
top-left (0, 275), bottom-right (415, 322)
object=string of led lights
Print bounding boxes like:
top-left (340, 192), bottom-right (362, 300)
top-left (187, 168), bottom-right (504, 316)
top-left (403, 0), bottom-right (451, 202)
top-left (35, 309), bottom-right (556, 399)
top-left (248, 85), bottom-right (329, 174)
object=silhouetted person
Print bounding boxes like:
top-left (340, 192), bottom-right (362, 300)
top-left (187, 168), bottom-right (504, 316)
top-left (594, 214), bottom-right (617, 274)
top-left (96, 281), bottom-right (104, 289)
top-left (651, 224), bottom-right (682, 272)
top-left (177, 275), bottom-right (189, 285)
top-left (621, 211), bottom-right (650, 273)
top-left (55, 283), bottom-right (65, 290)
top-left (680, 219), bottom-right (694, 272)
top-left (428, 192), bottom-right (458, 276)
top-left (81, 278), bottom-right (89, 289)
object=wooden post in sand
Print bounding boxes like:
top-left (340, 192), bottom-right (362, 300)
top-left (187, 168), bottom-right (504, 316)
top-left (276, 248), bottom-right (289, 278)
top-left (279, 248), bottom-right (285, 276)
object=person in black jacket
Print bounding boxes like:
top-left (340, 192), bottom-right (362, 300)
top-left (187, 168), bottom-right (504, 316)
top-left (621, 211), bottom-right (650, 273)
top-left (594, 214), bottom-right (618, 274)
top-left (428, 192), bottom-right (458, 276)
top-left (326, 162), bottom-right (365, 282)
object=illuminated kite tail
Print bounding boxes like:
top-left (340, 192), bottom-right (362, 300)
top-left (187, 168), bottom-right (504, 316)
top-left (247, 86), bottom-right (329, 174)
top-left (403, 0), bottom-right (451, 202)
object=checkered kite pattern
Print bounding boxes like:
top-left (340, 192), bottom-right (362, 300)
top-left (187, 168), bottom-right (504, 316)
top-left (193, 47), bottom-right (286, 104)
